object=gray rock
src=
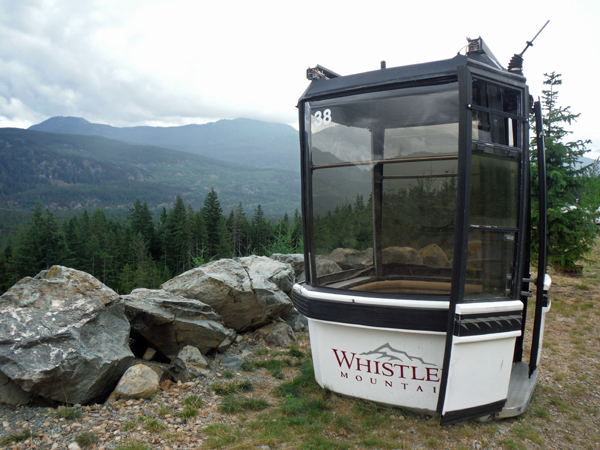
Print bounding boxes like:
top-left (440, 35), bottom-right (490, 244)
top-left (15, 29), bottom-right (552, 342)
top-left (382, 247), bottom-right (423, 265)
top-left (329, 248), bottom-right (373, 270)
top-left (314, 258), bottom-right (343, 277)
top-left (256, 321), bottom-right (296, 347)
top-left (0, 371), bottom-right (34, 407)
top-left (161, 257), bottom-right (293, 332)
top-left (122, 288), bottom-right (232, 359)
top-left (269, 253), bottom-right (304, 280)
top-left (0, 266), bottom-right (134, 404)
top-left (107, 364), bottom-right (159, 403)
top-left (280, 307), bottom-right (308, 331)
top-left (236, 255), bottom-right (295, 295)
top-left (219, 354), bottom-right (244, 371)
top-left (171, 346), bottom-right (210, 382)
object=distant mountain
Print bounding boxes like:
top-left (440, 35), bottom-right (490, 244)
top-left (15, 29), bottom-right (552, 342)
top-left (0, 128), bottom-right (300, 216)
top-left (29, 117), bottom-right (300, 171)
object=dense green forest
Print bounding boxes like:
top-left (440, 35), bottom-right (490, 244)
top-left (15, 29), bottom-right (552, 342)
top-left (0, 128), bottom-right (300, 216)
top-left (0, 190), bottom-right (302, 294)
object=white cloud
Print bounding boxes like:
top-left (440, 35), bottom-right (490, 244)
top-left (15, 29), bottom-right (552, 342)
top-left (0, 0), bottom-right (598, 157)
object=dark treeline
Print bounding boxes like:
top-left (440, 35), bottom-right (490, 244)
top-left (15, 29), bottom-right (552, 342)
top-left (0, 188), bottom-right (302, 294)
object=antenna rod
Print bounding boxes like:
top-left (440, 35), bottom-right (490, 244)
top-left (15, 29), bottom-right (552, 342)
top-left (519, 20), bottom-right (550, 56)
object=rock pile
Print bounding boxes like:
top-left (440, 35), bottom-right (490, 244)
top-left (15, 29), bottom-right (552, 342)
top-left (0, 254), bottom-right (307, 408)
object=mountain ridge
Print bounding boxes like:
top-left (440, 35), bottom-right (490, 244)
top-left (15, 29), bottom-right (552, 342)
top-left (29, 116), bottom-right (300, 171)
top-left (0, 127), bottom-right (300, 216)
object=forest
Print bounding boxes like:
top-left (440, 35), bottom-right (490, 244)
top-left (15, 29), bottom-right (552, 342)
top-left (0, 189), bottom-right (302, 295)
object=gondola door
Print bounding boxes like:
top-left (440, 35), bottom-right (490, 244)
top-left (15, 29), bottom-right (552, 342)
top-left (436, 66), bottom-right (532, 424)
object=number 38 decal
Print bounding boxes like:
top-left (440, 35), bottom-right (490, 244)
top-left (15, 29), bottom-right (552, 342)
top-left (313, 109), bottom-right (332, 127)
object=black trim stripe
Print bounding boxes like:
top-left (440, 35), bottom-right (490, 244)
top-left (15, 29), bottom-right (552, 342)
top-left (454, 311), bottom-right (522, 337)
top-left (441, 399), bottom-right (506, 425)
top-left (292, 289), bottom-right (447, 332)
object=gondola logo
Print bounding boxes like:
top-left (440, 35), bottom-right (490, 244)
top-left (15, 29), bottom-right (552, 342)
top-left (331, 343), bottom-right (440, 393)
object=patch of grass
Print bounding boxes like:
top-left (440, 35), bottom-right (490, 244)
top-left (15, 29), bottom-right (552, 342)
top-left (550, 397), bottom-right (570, 412)
top-left (179, 405), bottom-right (199, 419)
top-left (55, 405), bottom-right (82, 420)
top-left (0, 429), bottom-right (35, 445)
top-left (513, 424), bottom-right (543, 444)
top-left (143, 418), bottom-right (166, 433)
top-left (534, 407), bottom-right (550, 419)
top-left (75, 431), bottom-right (98, 448)
top-left (221, 369), bottom-right (235, 379)
top-left (498, 438), bottom-right (526, 450)
top-left (426, 437), bottom-right (438, 447)
top-left (156, 406), bottom-right (172, 417)
top-left (243, 358), bottom-right (293, 379)
top-left (554, 372), bottom-right (567, 381)
top-left (122, 421), bottom-right (137, 431)
top-left (361, 435), bottom-right (393, 448)
top-left (220, 395), bottom-right (270, 413)
top-left (288, 344), bottom-right (306, 358)
top-left (212, 380), bottom-right (254, 396)
top-left (273, 359), bottom-right (320, 398)
top-left (183, 394), bottom-right (204, 408)
top-left (114, 441), bottom-right (153, 450)
top-left (203, 424), bottom-right (243, 448)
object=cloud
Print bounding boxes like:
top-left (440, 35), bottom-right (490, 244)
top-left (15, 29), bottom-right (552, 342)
top-left (0, 0), bottom-right (598, 157)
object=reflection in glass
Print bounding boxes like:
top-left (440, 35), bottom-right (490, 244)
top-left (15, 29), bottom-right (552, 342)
top-left (466, 230), bottom-right (516, 298)
top-left (308, 83), bottom-right (459, 295)
top-left (470, 154), bottom-right (520, 228)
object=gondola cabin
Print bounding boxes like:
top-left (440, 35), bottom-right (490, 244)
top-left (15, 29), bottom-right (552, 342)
top-left (292, 38), bottom-right (551, 425)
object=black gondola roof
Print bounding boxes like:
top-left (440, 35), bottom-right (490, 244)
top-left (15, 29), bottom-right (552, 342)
top-left (299, 51), bottom-right (527, 103)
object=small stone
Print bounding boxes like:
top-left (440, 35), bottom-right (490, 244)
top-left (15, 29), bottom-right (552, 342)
top-left (68, 443), bottom-right (82, 450)
top-left (143, 347), bottom-right (157, 361)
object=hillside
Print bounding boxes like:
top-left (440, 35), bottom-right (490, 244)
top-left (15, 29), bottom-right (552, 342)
top-left (0, 128), bottom-right (300, 216)
top-left (29, 117), bottom-right (300, 171)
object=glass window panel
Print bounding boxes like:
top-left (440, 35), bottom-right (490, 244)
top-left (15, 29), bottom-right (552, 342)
top-left (307, 83), bottom-right (459, 295)
top-left (381, 172), bottom-right (457, 261)
top-left (470, 154), bottom-right (520, 228)
top-left (309, 83), bottom-right (459, 166)
top-left (466, 230), bottom-right (516, 298)
top-left (471, 79), bottom-right (521, 147)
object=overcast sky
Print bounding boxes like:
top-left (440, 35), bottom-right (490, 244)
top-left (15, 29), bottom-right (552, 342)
top-left (1, 0), bottom-right (598, 158)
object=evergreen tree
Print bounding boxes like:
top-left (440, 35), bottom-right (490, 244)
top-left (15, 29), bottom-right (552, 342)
top-left (164, 196), bottom-right (191, 274)
top-left (40, 209), bottom-right (68, 270)
top-left (202, 188), bottom-right (223, 258)
top-left (229, 202), bottom-right (249, 256)
top-left (531, 72), bottom-right (600, 270)
top-left (129, 199), bottom-right (158, 259)
top-left (251, 204), bottom-right (270, 255)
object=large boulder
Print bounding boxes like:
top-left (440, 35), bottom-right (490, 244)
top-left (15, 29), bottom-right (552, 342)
top-left (122, 288), bottom-right (232, 359)
top-left (161, 256), bottom-right (293, 332)
top-left (314, 257), bottom-right (343, 278)
top-left (328, 248), bottom-right (373, 270)
top-left (269, 253), bottom-right (305, 282)
top-left (418, 243), bottom-right (449, 268)
top-left (0, 266), bottom-right (134, 405)
top-left (237, 256), bottom-right (295, 295)
top-left (171, 345), bottom-right (210, 382)
top-left (382, 247), bottom-right (423, 265)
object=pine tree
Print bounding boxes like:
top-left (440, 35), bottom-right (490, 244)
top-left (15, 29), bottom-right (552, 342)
top-left (251, 204), bottom-right (270, 255)
top-left (531, 72), bottom-right (600, 270)
top-left (164, 196), bottom-right (190, 274)
top-left (202, 188), bottom-right (223, 258)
